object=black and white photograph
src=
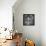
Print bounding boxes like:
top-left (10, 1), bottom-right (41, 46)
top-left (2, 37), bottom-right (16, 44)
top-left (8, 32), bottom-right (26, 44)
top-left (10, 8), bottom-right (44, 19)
top-left (23, 14), bottom-right (35, 26)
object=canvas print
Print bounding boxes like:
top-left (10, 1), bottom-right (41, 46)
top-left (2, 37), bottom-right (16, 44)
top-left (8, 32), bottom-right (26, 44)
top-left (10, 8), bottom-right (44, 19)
top-left (23, 14), bottom-right (35, 26)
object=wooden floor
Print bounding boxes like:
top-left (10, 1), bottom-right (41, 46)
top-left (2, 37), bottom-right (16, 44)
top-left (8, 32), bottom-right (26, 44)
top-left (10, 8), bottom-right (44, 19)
top-left (0, 39), bottom-right (16, 46)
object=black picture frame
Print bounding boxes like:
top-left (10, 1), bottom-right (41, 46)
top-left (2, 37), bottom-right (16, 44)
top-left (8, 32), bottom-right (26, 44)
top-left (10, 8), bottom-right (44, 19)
top-left (23, 14), bottom-right (35, 26)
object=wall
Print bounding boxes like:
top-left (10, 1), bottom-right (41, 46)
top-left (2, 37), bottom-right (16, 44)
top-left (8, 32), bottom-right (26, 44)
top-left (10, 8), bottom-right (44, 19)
top-left (0, 0), bottom-right (16, 30)
top-left (41, 0), bottom-right (46, 46)
top-left (13, 0), bottom-right (41, 46)
top-left (0, 0), bottom-right (46, 46)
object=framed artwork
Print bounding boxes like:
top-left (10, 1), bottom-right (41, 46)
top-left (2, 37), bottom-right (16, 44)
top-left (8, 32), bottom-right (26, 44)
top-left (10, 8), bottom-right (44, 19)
top-left (23, 14), bottom-right (35, 26)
